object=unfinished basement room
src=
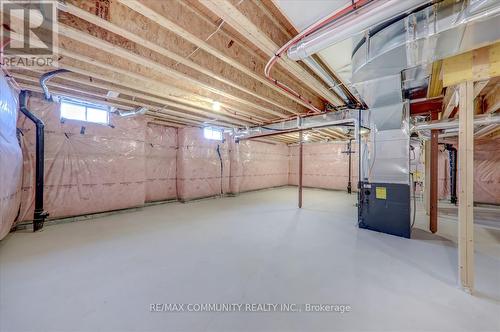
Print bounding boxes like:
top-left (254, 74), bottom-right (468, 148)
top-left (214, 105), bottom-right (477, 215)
top-left (0, 0), bottom-right (499, 331)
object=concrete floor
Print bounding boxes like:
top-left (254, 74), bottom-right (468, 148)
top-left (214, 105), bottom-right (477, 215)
top-left (1, 187), bottom-right (499, 332)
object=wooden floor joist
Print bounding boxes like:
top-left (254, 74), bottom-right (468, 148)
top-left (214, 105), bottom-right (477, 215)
top-left (17, 81), bottom-right (237, 128)
top-left (117, 0), bottom-right (328, 112)
top-left (198, 0), bottom-right (344, 105)
top-left (55, 26), bottom-right (291, 119)
top-left (23, 68), bottom-right (270, 123)
top-left (59, 3), bottom-right (303, 115)
top-left (4, 1), bottom-right (358, 133)
top-left (13, 74), bottom-right (248, 127)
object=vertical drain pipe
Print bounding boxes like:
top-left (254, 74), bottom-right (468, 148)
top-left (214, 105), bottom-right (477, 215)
top-left (445, 144), bottom-right (458, 205)
top-left (216, 144), bottom-right (223, 196)
top-left (19, 90), bottom-right (48, 231)
top-left (298, 131), bottom-right (303, 208)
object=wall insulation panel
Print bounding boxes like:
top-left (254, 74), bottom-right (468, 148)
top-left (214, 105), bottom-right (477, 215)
top-left (474, 138), bottom-right (500, 205)
top-left (176, 127), bottom-right (229, 201)
top-left (145, 123), bottom-right (177, 202)
top-left (19, 96), bottom-right (146, 221)
top-left (0, 74), bottom-right (22, 240)
top-left (289, 142), bottom-right (358, 191)
top-left (229, 140), bottom-right (289, 194)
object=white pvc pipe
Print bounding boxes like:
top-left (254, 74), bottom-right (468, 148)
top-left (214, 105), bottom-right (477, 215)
top-left (412, 114), bottom-right (500, 131)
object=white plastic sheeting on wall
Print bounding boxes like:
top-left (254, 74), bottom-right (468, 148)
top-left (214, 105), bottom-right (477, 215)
top-left (289, 142), bottom-right (358, 191)
top-left (176, 127), bottom-right (230, 201)
top-left (145, 123), bottom-right (177, 202)
top-left (229, 140), bottom-right (289, 194)
top-left (435, 139), bottom-right (500, 205)
top-left (474, 138), bottom-right (500, 205)
top-left (19, 96), bottom-right (146, 221)
top-left (0, 73), bottom-right (22, 239)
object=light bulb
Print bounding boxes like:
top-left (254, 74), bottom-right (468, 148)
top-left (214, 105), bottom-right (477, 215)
top-left (212, 101), bottom-right (221, 111)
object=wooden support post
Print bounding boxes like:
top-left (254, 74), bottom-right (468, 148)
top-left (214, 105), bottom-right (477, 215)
top-left (299, 131), bottom-right (303, 208)
top-left (458, 81), bottom-right (474, 293)
top-left (430, 112), bottom-right (439, 233)
top-left (424, 140), bottom-right (431, 216)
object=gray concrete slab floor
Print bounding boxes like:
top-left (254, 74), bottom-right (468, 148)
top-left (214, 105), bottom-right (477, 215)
top-left (1, 187), bottom-right (499, 331)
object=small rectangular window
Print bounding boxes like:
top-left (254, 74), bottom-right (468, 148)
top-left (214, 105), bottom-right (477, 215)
top-left (60, 98), bottom-right (109, 125)
top-left (203, 127), bottom-right (223, 141)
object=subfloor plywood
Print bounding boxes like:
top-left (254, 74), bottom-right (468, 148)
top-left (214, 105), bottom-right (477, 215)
top-left (1, 187), bottom-right (499, 331)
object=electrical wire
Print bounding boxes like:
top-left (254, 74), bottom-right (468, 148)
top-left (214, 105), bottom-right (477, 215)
top-left (173, 0), bottom-right (245, 68)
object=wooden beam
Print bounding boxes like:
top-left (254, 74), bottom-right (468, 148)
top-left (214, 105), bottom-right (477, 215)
top-left (2, 11), bottom-right (284, 122)
top-left (58, 3), bottom-right (302, 115)
top-left (410, 97), bottom-right (443, 115)
top-left (483, 84), bottom-right (500, 114)
top-left (323, 127), bottom-right (347, 139)
top-left (473, 80), bottom-right (489, 99)
top-left (22, 68), bottom-right (270, 123)
top-left (196, 0), bottom-right (344, 106)
top-left (148, 119), bottom-right (186, 128)
top-left (13, 73), bottom-right (244, 126)
top-left (17, 82), bottom-right (226, 127)
top-left (424, 140), bottom-right (431, 216)
top-left (117, 0), bottom-right (326, 111)
top-left (442, 42), bottom-right (500, 87)
top-left (57, 24), bottom-right (288, 119)
top-left (427, 60), bottom-right (443, 98)
top-left (475, 124), bottom-right (499, 139)
top-left (458, 81), bottom-right (474, 293)
top-left (4, 28), bottom-right (262, 121)
top-left (442, 86), bottom-right (459, 119)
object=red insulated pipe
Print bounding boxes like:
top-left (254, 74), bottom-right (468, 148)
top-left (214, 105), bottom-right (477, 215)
top-left (264, 0), bottom-right (374, 114)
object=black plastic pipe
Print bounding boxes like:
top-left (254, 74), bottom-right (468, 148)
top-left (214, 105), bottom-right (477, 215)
top-left (445, 144), bottom-right (458, 205)
top-left (19, 90), bottom-right (47, 231)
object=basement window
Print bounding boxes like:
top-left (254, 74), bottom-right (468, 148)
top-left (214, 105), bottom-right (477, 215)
top-left (203, 127), bottom-right (223, 141)
top-left (60, 98), bottom-right (109, 125)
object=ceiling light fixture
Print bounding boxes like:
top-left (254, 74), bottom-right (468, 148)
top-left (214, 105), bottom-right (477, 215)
top-left (212, 101), bottom-right (221, 111)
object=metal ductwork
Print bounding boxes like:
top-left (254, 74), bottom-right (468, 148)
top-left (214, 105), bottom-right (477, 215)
top-left (287, 0), bottom-right (431, 62)
top-left (285, 0), bottom-right (500, 238)
top-left (233, 109), bottom-right (369, 141)
top-left (118, 106), bottom-right (148, 117)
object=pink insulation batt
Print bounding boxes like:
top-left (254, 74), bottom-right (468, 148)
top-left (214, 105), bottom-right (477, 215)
top-left (289, 142), bottom-right (358, 191)
top-left (417, 141), bottom-right (499, 205)
top-left (0, 74), bottom-right (23, 239)
top-left (11, 95), bottom-right (498, 229)
top-left (473, 138), bottom-right (500, 204)
top-left (145, 123), bottom-right (177, 202)
top-left (18, 96), bottom-right (146, 221)
top-left (176, 127), bottom-right (230, 201)
top-left (229, 140), bottom-right (289, 194)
